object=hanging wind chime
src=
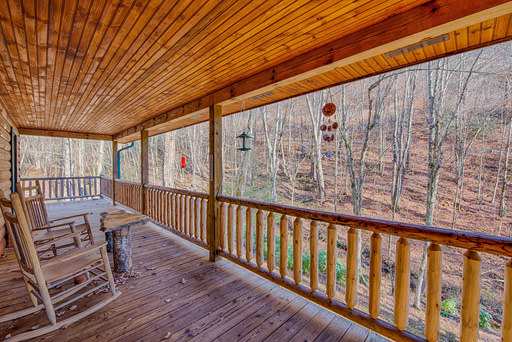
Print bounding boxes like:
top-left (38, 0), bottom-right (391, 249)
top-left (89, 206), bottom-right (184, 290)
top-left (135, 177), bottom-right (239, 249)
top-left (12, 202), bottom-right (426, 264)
top-left (320, 91), bottom-right (338, 158)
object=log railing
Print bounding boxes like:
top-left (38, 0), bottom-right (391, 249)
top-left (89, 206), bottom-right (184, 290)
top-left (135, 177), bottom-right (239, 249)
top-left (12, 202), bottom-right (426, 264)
top-left (100, 178), bottom-right (209, 248)
top-left (216, 194), bottom-right (512, 342)
top-left (100, 177), bottom-right (113, 199)
top-left (99, 180), bottom-right (512, 342)
top-left (20, 176), bottom-right (101, 201)
top-left (144, 184), bottom-right (209, 248)
top-left (113, 179), bottom-right (142, 213)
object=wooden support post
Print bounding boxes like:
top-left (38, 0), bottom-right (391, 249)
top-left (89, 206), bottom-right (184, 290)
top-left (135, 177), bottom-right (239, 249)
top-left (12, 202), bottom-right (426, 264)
top-left (227, 204), bottom-right (234, 254)
top-left (267, 212), bottom-right (275, 273)
top-left (208, 104), bottom-right (222, 262)
top-left (461, 250), bottom-right (481, 342)
top-left (236, 205), bottom-right (243, 258)
top-left (112, 140), bottom-right (118, 205)
top-left (502, 259), bottom-right (512, 341)
top-left (310, 221), bottom-right (318, 292)
top-left (140, 130), bottom-right (148, 215)
top-left (326, 223), bottom-right (336, 299)
top-left (201, 199), bottom-right (207, 242)
top-left (246, 208), bottom-right (253, 262)
top-left (195, 198), bottom-right (201, 239)
top-left (293, 217), bottom-right (303, 285)
top-left (369, 232), bottom-right (382, 319)
top-left (394, 237), bottom-right (410, 331)
top-left (256, 209), bottom-right (264, 268)
top-left (189, 196), bottom-right (194, 237)
top-left (280, 215), bottom-right (288, 278)
top-left (346, 228), bottom-right (358, 309)
top-left (426, 243), bottom-right (442, 342)
top-left (219, 203), bottom-right (226, 250)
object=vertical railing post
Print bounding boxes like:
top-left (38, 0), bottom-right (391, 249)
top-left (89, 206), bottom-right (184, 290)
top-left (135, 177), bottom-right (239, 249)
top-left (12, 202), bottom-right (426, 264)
top-left (140, 130), bottom-right (148, 215)
top-left (461, 250), bottom-right (481, 342)
top-left (208, 104), bottom-right (222, 261)
top-left (112, 141), bottom-right (118, 205)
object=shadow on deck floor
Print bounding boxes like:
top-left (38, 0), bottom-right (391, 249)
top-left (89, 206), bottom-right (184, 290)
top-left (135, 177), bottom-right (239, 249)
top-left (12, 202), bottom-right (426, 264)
top-left (0, 198), bottom-right (388, 342)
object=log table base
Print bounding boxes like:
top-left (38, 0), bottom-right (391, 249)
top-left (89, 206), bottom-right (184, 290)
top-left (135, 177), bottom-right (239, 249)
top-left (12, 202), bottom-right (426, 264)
top-left (100, 209), bottom-right (149, 273)
top-left (105, 231), bottom-right (114, 253)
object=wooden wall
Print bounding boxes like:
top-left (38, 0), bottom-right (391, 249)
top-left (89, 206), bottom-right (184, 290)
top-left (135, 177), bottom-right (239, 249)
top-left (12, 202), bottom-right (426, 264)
top-left (0, 111), bottom-right (13, 255)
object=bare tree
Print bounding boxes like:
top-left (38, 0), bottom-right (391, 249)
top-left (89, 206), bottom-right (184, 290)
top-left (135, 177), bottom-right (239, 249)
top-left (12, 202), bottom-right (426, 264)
top-left (499, 119), bottom-right (512, 234)
top-left (261, 104), bottom-right (286, 202)
top-left (279, 99), bottom-right (307, 205)
top-left (415, 51), bottom-right (482, 308)
top-left (305, 91), bottom-right (327, 201)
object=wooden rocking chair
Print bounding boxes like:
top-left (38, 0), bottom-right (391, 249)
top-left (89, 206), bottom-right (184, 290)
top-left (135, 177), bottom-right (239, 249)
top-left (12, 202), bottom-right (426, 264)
top-left (0, 190), bottom-right (83, 258)
top-left (0, 192), bottom-right (120, 342)
top-left (16, 180), bottom-right (94, 253)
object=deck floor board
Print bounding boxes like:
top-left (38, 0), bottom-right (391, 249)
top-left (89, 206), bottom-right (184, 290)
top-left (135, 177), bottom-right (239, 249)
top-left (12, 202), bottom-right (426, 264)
top-left (0, 199), bottom-right (390, 342)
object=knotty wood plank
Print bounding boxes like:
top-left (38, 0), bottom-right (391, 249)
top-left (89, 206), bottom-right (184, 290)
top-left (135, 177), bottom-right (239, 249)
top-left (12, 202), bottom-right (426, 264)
top-left (171, 280), bottom-right (288, 341)
top-left (340, 322), bottom-right (371, 342)
top-left (264, 302), bottom-right (323, 341)
top-left (191, 286), bottom-right (297, 341)
top-left (122, 269), bottom-right (272, 342)
top-left (313, 316), bottom-right (354, 342)
top-left (106, 272), bottom-right (265, 342)
top-left (240, 297), bottom-right (310, 341)
top-left (289, 304), bottom-right (336, 342)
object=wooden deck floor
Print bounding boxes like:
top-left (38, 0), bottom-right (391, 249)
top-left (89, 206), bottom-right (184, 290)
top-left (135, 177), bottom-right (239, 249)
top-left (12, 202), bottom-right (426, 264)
top-left (0, 199), bottom-right (389, 342)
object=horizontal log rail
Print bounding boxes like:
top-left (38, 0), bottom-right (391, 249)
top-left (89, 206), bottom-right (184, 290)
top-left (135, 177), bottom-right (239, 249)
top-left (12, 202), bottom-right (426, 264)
top-left (217, 194), bottom-right (512, 342)
top-left (20, 176), bottom-right (100, 201)
top-left (218, 195), bottom-right (512, 258)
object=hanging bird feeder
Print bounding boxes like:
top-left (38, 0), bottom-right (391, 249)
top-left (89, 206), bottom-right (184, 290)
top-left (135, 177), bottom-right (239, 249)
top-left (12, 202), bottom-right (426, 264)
top-left (237, 132), bottom-right (252, 151)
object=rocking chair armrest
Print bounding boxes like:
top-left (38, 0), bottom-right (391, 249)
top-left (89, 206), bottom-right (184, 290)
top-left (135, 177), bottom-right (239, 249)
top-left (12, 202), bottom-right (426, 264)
top-left (35, 231), bottom-right (82, 249)
top-left (32, 221), bottom-right (76, 232)
top-left (50, 212), bottom-right (90, 223)
top-left (42, 242), bottom-right (108, 267)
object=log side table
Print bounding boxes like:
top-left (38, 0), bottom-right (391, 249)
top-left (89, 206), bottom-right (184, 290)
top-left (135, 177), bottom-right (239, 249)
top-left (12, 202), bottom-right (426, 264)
top-left (100, 209), bottom-right (149, 273)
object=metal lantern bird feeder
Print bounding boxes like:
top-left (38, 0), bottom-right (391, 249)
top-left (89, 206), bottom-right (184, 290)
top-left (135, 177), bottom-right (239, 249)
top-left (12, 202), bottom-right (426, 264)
top-left (237, 132), bottom-right (252, 151)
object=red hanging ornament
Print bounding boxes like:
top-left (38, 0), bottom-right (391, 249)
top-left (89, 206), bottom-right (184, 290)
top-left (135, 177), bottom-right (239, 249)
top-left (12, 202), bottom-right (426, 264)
top-left (181, 157), bottom-right (186, 168)
top-left (322, 103), bottom-right (336, 117)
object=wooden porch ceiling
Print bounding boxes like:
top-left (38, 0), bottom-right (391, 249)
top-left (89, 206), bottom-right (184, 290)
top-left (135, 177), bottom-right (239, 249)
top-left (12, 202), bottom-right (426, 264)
top-left (0, 0), bottom-right (511, 143)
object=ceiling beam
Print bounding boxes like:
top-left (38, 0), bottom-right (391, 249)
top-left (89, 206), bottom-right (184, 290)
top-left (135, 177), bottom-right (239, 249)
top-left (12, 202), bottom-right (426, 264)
top-left (114, 0), bottom-right (512, 141)
top-left (19, 128), bottom-right (113, 141)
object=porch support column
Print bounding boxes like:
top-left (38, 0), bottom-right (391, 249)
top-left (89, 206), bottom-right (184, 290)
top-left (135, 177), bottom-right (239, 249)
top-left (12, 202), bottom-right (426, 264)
top-left (140, 130), bottom-right (149, 214)
top-left (208, 104), bottom-right (222, 262)
top-left (112, 140), bottom-right (118, 205)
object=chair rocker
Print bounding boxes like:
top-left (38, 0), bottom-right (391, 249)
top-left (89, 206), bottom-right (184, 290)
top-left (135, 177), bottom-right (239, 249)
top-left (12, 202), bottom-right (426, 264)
top-left (17, 180), bottom-right (95, 253)
top-left (0, 192), bottom-right (120, 342)
top-left (0, 190), bottom-right (83, 258)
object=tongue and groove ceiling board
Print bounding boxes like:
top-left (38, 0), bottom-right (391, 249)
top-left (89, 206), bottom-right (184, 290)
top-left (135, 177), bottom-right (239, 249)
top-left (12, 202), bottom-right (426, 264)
top-left (0, 0), bottom-right (511, 141)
